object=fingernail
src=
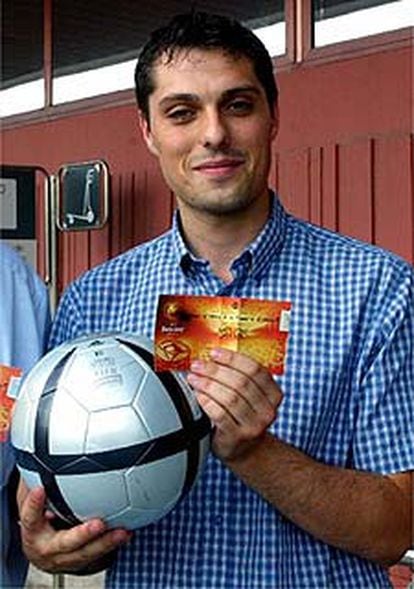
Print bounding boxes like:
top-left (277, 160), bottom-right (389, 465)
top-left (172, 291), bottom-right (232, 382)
top-left (87, 519), bottom-right (105, 534)
top-left (187, 374), bottom-right (201, 387)
top-left (190, 360), bottom-right (204, 372)
top-left (113, 529), bottom-right (132, 543)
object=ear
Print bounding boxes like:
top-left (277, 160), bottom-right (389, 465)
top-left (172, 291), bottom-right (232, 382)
top-left (138, 111), bottom-right (159, 157)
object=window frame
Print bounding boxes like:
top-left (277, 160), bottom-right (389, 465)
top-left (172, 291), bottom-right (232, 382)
top-left (2, 0), bottom-right (412, 128)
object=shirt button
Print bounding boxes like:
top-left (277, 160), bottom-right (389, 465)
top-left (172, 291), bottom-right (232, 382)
top-left (214, 515), bottom-right (223, 526)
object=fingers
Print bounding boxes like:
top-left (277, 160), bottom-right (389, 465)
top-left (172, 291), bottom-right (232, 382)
top-left (187, 348), bottom-right (283, 461)
top-left (16, 478), bottom-right (30, 512)
top-left (19, 486), bottom-right (47, 532)
top-left (18, 485), bottom-right (132, 574)
top-left (44, 518), bottom-right (107, 555)
top-left (188, 348), bottom-right (281, 419)
top-left (45, 525), bottom-right (131, 572)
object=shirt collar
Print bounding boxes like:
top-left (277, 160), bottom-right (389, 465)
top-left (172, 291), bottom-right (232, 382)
top-left (172, 192), bottom-right (287, 280)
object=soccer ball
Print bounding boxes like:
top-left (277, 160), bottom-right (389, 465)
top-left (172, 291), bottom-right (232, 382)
top-left (11, 332), bottom-right (211, 530)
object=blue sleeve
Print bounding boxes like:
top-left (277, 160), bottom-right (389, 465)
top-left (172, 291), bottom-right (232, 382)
top-left (0, 245), bottom-right (51, 588)
top-left (0, 249), bottom-right (51, 371)
top-left (48, 280), bottom-right (86, 349)
top-left (353, 263), bottom-right (414, 474)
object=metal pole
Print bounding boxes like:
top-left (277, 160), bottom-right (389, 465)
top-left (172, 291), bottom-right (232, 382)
top-left (53, 572), bottom-right (65, 589)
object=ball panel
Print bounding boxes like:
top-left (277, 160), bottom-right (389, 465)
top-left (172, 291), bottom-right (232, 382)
top-left (174, 372), bottom-right (203, 419)
top-left (10, 391), bottom-right (38, 452)
top-left (56, 470), bottom-right (129, 521)
top-left (61, 342), bottom-right (145, 412)
top-left (25, 345), bottom-right (73, 402)
top-left (132, 371), bottom-right (182, 438)
top-left (48, 388), bottom-right (89, 454)
top-left (19, 467), bottom-right (43, 491)
top-left (125, 453), bottom-right (186, 511)
top-left (105, 505), bottom-right (170, 530)
top-left (86, 406), bottom-right (148, 453)
top-left (193, 433), bottom-right (211, 485)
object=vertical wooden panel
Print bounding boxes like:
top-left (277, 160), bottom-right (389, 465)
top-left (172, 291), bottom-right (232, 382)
top-left (142, 157), bottom-right (174, 240)
top-left (269, 147), bottom-right (278, 191)
top-left (108, 171), bottom-right (138, 259)
top-left (89, 222), bottom-right (110, 270)
top-left (374, 133), bottom-right (414, 263)
top-left (59, 231), bottom-right (89, 288)
top-left (309, 147), bottom-right (322, 226)
top-left (320, 144), bottom-right (338, 232)
top-left (337, 139), bottom-right (373, 243)
top-left (110, 173), bottom-right (124, 257)
top-left (278, 148), bottom-right (311, 220)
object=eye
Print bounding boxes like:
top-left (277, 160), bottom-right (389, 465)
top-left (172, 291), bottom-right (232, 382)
top-left (226, 99), bottom-right (254, 115)
top-left (166, 106), bottom-right (196, 123)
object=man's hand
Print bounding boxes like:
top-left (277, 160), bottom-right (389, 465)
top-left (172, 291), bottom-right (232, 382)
top-left (17, 481), bottom-right (132, 574)
top-left (187, 347), bottom-right (283, 461)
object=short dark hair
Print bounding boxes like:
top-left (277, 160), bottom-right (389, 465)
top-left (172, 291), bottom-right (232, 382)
top-left (135, 11), bottom-right (278, 122)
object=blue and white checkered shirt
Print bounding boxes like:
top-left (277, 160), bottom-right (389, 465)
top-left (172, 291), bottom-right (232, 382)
top-left (50, 195), bottom-right (414, 589)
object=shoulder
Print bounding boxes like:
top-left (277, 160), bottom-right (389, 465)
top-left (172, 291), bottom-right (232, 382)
top-left (286, 214), bottom-right (413, 282)
top-left (71, 229), bottom-right (175, 292)
top-left (1, 242), bottom-right (31, 275)
top-left (285, 215), bottom-right (413, 333)
top-left (50, 230), bottom-right (175, 346)
top-left (0, 243), bottom-right (48, 301)
top-left (51, 229), bottom-right (174, 339)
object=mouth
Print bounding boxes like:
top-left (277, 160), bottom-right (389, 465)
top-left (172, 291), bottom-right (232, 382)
top-left (192, 158), bottom-right (245, 178)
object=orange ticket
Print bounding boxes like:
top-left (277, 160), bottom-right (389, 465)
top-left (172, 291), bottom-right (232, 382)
top-left (0, 365), bottom-right (22, 442)
top-left (154, 295), bottom-right (292, 375)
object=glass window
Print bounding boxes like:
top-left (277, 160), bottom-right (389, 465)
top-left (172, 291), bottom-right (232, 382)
top-left (313, 0), bottom-right (413, 47)
top-left (1, 0), bottom-right (44, 117)
top-left (52, 1), bottom-right (285, 105)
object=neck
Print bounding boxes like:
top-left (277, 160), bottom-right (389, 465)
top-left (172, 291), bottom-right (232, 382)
top-left (178, 198), bottom-right (271, 282)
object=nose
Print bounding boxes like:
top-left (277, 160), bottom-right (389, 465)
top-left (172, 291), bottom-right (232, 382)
top-left (200, 109), bottom-right (230, 150)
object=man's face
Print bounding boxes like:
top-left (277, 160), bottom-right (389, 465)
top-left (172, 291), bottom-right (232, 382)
top-left (139, 49), bottom-right (278, 217)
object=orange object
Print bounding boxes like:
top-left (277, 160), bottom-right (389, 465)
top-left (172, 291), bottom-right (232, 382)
top-left (0, 365), bottom-right (22, 442)
top-left (155, 295), bottom-right (292, 374)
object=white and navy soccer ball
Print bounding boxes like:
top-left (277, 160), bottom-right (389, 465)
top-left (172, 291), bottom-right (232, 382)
top-left (11, 332), bottom-right (211, 530)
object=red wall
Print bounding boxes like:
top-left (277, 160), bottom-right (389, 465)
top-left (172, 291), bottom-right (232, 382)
top-left (2, 43), bottom-right (413, 293)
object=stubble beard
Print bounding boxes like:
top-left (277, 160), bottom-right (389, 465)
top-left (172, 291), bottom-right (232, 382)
top-left (177, 182), bottom-right (260, 217)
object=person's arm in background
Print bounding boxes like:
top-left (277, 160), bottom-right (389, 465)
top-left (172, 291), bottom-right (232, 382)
top-left (1, 244), bottom-right (51, 588)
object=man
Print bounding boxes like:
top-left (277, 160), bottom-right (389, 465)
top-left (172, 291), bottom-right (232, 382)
top-left (0, 243), bottom-right (50, 588)
top-left (17, 11), bottom-right (413, 589)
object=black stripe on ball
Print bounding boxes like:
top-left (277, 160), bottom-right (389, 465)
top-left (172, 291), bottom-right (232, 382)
top-left (119, 338), bottom-right (211, 498)
top-left (34, 349), bottom-right (82, 526)
top-left (15, 412), bottom-right (211, 474)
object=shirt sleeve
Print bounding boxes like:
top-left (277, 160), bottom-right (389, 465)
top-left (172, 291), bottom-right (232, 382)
top-left (0, 250), bottom-right (51, 372)
top-left (48, 280), bottom-right (86, 349)
top-left (352, 262), bottom-right (414, 474)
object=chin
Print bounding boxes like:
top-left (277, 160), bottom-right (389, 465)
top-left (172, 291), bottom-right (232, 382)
top-left (193, 185), bottom-right (257, 215)
top-left (198, 196), bottom-right (255, 216)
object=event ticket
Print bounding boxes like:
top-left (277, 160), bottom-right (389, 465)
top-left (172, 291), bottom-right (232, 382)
top-left (154, 295), bottom-right (292, 374)
top-left (0, 365), bottom-right (22, 442)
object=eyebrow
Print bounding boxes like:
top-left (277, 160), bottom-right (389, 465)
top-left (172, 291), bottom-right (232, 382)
top-left (158, 85), bottom-right (262, 108)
